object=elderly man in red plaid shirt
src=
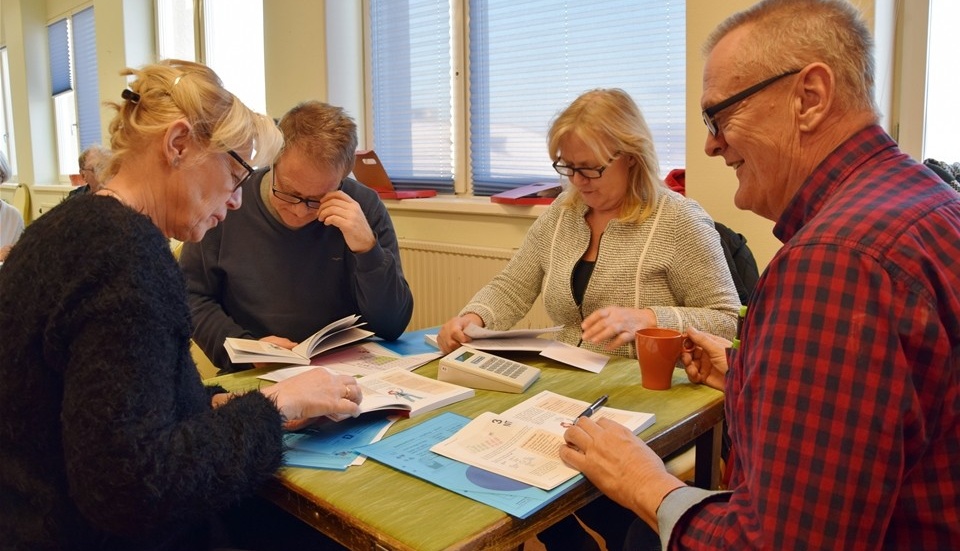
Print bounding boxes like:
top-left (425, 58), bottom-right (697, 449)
top-left (561, 1), bottom-right (960, 549)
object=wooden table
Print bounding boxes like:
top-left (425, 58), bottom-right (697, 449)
top-left (208, 353), bottom-right (724, 551)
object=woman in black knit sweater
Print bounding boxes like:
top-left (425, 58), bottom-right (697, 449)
top-left (0, 60), bottom-right (363, 550)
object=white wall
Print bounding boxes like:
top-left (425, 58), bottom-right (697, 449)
top-left (685, 0), bottom-right (895, 269)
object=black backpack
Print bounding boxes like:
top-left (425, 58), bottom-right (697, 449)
top-left (715, 221), bottom-right (759, 305)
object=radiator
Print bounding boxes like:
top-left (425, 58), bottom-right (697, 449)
top-left (398, 239), bottom-right (551, 331)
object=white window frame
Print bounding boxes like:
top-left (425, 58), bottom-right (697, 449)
top-left (0, 47), bottom-right (17, 179)
top-left (894, 0), bottom-right (958, 163)
top-left (155, 0), bottom-right (267, 114)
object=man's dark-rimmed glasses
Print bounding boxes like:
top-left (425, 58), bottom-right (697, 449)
top-left (269, 164), bottom-right (328, 210)
top-left (702, 69), bottom-right (802, 136)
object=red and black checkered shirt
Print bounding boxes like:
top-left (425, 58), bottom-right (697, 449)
top-left (674, 125), bottom-right (960, 549)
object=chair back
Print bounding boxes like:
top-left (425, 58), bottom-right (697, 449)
top-left (715, 221), bottom-right (760, 305)
top-left (11, 184), bottom-right (31, 225)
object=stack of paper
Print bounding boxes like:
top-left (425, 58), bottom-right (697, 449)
top-left (426, 325), bottom-right (610, 373)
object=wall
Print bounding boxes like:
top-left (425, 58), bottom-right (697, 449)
top-left (263, 0), bottom-right (329, 118)
top-left (685, 0), bottom-right (895, 269)
top-left (0, 0), bottom-right (900, 270)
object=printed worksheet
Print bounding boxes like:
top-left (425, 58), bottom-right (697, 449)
top-left (430, 391), bottom-right (655, 490)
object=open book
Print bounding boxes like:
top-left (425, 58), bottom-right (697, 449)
top-left (430, 390), bottom-right (655, 490)
top-left (351, 368), bottom-right (475, 419)
top-left (224, 314), bottom-right (374, 365)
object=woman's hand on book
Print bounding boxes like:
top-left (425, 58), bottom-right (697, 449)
top-left (261, 368), bottom-right (363, 430)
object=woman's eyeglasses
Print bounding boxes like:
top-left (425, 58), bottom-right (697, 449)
top-left (552, 153), bottom-right (621, 180)
top-left (227, 150), bottom-right (267, 191)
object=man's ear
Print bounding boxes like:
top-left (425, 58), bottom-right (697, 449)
top-left (163, 119), bottom-right (194, 167)
top-left (795, 63), bottom-right (833, 132)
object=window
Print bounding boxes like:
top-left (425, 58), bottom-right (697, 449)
top-left (368, 0), bottom-right (686, 195)
top-left (155, 0), bottom-right (267, 114)
top-left (156, 0), bottom-right (197, 61)
top-left (48, 7), bottom-right (100, 179)
top-left (0, 48), bottom-right (16, 178)
top-left (923, 0), bottom-right (958, 162)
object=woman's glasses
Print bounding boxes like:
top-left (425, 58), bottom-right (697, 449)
top-left (552, 153), bottom-right (621, 180)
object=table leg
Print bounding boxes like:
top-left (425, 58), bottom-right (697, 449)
top-left (693, 421), bottom-right (722, 490)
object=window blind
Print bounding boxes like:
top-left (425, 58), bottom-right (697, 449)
top-left (369, 0), bottom-right (685, 195)
top-left (369, 0), bottom-right (455, 192)
top-left (73, 7), bottom-right (101, 151)
top-left (469, 0), bottom-right (685, 195)
top-left (48, 19), bottom-right (71, 96)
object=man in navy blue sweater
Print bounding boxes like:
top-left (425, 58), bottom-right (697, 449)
top-left (181, 101), bottom-right (413, 373)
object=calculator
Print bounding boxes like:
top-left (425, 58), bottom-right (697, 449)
top-left (438, 346), bottom-right (540, 393)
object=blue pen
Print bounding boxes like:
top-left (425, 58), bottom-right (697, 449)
top-left (573, 394), bottom-right (608, 425)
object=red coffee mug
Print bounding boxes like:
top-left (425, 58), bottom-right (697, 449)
top-left (635, 328), bottom-right (695, 390)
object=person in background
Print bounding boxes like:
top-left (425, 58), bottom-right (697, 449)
top-left (438, 88), bottom-right (739, 358)
top-left (0, 150), bottom-right (24, 261)
top-left (181, 100), bottom-right (414, 373)
top-left (68, 144), bottom-right (112, 197)
top-left (0, 59), bottom-right (363, 550)
top-left (561, 1), bottom-right (960, 549)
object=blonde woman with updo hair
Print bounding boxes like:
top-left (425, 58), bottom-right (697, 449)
top-left (0, 59), bottom-right (362, 550)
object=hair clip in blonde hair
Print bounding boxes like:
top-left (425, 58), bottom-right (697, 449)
top-left (173, 75), bottom-right (183, 87)
top-left (121, 88), bottom-right (141, 104)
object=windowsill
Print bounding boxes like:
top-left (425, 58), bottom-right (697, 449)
top-left (382, 194), bottom-right (549, 219)
top-left (0, 182), bottom-right (71, 191)
top-left (2, 185), bottom-right (550, 220)
top-left (32, 183), bottom-right (76, 190)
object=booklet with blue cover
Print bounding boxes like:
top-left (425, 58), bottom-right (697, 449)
top-left (284, 414), bottom-right (397, 470)
top-left (357, 411), bottom-right (582, 519)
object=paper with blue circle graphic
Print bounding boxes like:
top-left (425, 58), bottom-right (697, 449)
top-left (357, 411), bottom-right (581, 518)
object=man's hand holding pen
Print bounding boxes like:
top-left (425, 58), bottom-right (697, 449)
top-left (573, 394), bottom-right (608, 425)
top-left (560, 400), bottom-right (686, 530)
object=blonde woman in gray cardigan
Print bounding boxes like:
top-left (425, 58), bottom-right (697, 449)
top-left (438, 88), bottom-right (740, 359)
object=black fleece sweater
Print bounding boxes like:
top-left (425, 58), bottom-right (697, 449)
top-left (0, 195), bottom-right (284, 550)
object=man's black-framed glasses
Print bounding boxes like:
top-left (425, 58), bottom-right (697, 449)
top-left (271, 185), bottom-right (323, 210)
top-left (553, 153), bottom-right (620, 180)
top-left (227, 150), bottom-right (266, 192)
top-left (270, 165), bottom-right (323, 210)
top-left (702, 69), bottom-right (802, 136)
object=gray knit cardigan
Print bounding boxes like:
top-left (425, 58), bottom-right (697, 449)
top-left (461, 189), bottom-right (740, 358)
